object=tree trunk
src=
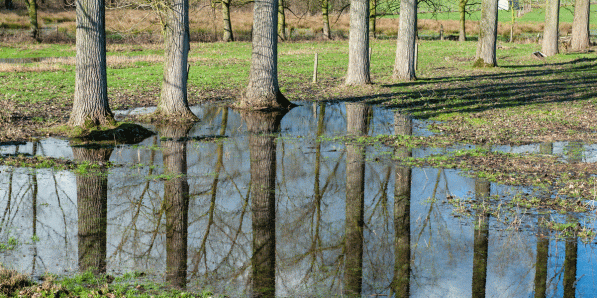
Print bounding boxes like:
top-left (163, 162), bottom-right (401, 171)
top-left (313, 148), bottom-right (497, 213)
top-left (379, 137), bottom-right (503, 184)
top-left (240, 0), bottom-right (293, 110)
top-left (73, 147), bottom-right (112, 274)
top-left (474, 0), bottom-right (498, 67)
top-left (70, 0), bottom-right (114, 127)
top-left (278, 0), bottom-right (286, 40)
top-left (156, 0), bottom-right (198, 122)
top-left (345, 0), bottom-right (371, 85)
top-left (563, 236), bottom-right (578, 298)
top-left (571, 0), bottom-right (590, 51)
top-left (393, 0), bottom-right (417, 81)
top-left (542, 0), bottom-right (560, 56)
top-left (390, 112), bottom-right (412, 297)
top-left (322, 0), bottom-right (331, 39)
top-left (159, 124), bottom-right (191, 289)
top-left (459, 0), bottom-right (468, 41)
top-left (222, 0), bottom-right (234, 42)
top-left (369, 0), bottom-right (377, 38)
top-left (343, 103), bottom-right (370, 297)
top-left (242, 111), bottom-right (286, 298)
top-left (26, 0), bottom-right (39, 40)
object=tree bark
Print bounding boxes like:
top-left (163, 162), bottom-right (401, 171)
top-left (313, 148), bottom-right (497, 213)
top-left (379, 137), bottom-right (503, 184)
top-left (25, 0), bottom-right (39, 40)
top-left (346, 0), bottom-right (371, 85)
top-left (240, 0), bottom-right (293, 110)
top-left (322, 0), bottom-right (331, 39)
top-left (159, 124), bottom-right (191, 289)
top-left (343, 103), bottom-right (370, 297)
top-left (369, 0), bottom-right (377, 38)
top-left (278, 0), bottom-right (286, 40)
top-left (156, 0), bottom-right (198, 122)
top-left (571, 0), bottom-right (590, 51)
top-left (459, 0), bottom-right (468, 41)
top-left (222, 0), bottom-right (234, 41)
top-left (242, 111), bottom-right (286, 298)
top-left (390, 112), bottom-right (412, 297)
top-left (474, 0), bottom-right (498, 67)
top-left (73, 147), bottom-right (112, 274)
top-left (393, 0), bottom-right (417, 80)
top-left (542, 0), bottom-right (560, 56)
top-left (70, 0), bottom-right (114, 127)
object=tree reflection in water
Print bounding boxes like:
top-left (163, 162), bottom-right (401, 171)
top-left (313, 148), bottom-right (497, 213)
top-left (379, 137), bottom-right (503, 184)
top-left (242, 110), bottom-right (287, 297)
top-left (73, 146), bottom-right (113, 274)
top-left (391, 111), bottom-right (412, 297)
top-left (344, 103), bottom-right (370, 297)
top-left (159, 123), bottom-right (193, 289)
top-left (472, 177), bottom-right (490, 298)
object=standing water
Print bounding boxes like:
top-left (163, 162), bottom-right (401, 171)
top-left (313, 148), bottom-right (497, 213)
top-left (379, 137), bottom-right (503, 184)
top-left (0, 102), bottom-right (596, 297)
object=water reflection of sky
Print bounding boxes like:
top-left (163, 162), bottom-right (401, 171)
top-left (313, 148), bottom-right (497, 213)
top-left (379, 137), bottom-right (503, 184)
top-left (1, 102), bottom-right (596, 296)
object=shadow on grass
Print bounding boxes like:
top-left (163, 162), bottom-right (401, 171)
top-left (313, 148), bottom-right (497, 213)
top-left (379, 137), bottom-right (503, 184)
top-left (335, 57), bottom-right (597, 119)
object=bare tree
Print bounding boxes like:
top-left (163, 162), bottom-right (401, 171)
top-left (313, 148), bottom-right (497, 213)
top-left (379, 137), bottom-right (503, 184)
top-left (222, 0), bottom-right (234, 41)
top-left (474, 0), bottom-right (498, 67)
top-left (542, 0), bottom-right (560, 56)
top-left (239, 0), bottom-right (293, 109)
top-left (69, 0), bottom-right (115, 127)
top-left (154, 0), bottom-right (199, 121)
top-left (346, 0), bottom-right (371, 85)
top-left (322, 0), bottom-right (331, 39)
top-left (571, 0), bottom-right (590, 51)
top-left (458, 0), bottom-right (468, 41)
top-left (278, 0), bottom-right (287, 40)
top-left (25, 0), bottom-right (39, 40)
top-left (393, 0), bottom-right (417, 80)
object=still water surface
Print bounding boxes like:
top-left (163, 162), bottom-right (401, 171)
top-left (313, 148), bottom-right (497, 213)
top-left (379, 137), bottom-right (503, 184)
top-left (1, 102), bottom-right (596, 297)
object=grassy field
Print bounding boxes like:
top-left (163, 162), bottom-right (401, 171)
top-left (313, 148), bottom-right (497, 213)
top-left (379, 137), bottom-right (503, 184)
top-left (1, 38), bottom-right (597, 145)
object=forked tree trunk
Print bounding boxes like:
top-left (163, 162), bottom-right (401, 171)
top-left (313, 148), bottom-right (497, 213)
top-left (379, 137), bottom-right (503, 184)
top-left (343, 103), bottom-right (370, 297)
top-left (240, 0), bottom-right (292, 110)
top-left (222, 0), bottom-right (233, 41)
top-left (157, 0), bottom-right (198, 121)
top-left (474, 0), bottom-right (498, 67)
top-left (242, 111), bottom-right (286, 297)
top-left (345, 0), bottom-right (371, 85)
top-left (26, 0), bottom-right (39, 40)
top-left (73, 147), bottom-right (112, 274)
top-left (278, 0), bottom-right (286, 40)
top-left (571, 0), bottom-right (590, 51)
top-left (70, 0), bottom-right (114, 127)
top-left (159, 124), bottom-right (191, 289)
top-left (390, 112), bottom-right (412, 297)
top-left (542, 0), bottom-right (560, 56)
top-left (369, 0), bottom-right (377, 38)
top-left (322, 0), bottom-right (331, 39)
top-left (459, 0), bottom-right (468, 41)
top-left (393, 0), bottom-right (417, 81)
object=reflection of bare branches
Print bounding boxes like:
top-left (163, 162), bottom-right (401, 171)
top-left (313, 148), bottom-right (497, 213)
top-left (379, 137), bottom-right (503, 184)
top-left (111, 136), bottom-right (158, 259)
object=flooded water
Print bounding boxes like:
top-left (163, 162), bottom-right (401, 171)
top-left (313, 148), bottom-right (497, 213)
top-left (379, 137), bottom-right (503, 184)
top-left (1, 102), bottom-right (597, 297)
